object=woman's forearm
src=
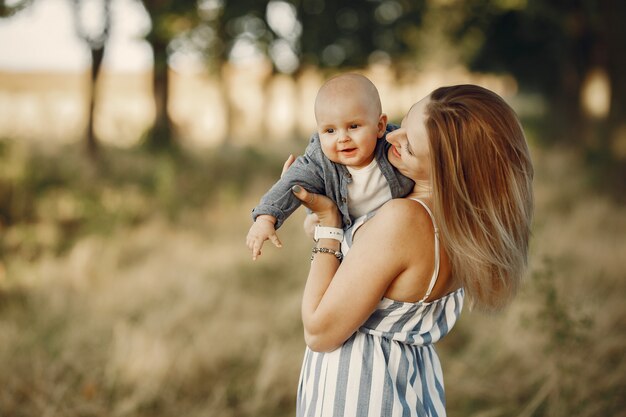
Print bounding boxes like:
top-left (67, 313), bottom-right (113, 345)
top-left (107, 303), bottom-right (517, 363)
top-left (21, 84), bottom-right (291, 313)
top-left (290, 185), bottom-right (345, 351)
top-left (301, 238), bottom-right (343, 352)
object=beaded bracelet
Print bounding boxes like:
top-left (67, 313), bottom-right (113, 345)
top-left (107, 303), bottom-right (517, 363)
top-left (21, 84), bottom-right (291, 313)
top-left (310, 246), bottom-right (343, 261)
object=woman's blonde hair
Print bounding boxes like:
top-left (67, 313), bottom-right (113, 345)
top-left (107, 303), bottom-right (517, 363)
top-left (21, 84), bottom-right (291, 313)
top-left (426, 84), bottom-right (534, 311)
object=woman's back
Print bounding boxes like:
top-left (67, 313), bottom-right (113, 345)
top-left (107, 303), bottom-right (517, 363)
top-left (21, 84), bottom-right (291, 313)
top-left (350, 198), bottom-right (458, 303)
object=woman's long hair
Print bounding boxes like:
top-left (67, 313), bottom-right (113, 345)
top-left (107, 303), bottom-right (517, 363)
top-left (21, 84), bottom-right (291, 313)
top-left (426, 85), bottom-right (534, 311)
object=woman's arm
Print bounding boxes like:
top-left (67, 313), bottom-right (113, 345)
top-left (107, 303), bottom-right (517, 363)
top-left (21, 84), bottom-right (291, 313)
top-left (293, 187), bottom-right (427, 352)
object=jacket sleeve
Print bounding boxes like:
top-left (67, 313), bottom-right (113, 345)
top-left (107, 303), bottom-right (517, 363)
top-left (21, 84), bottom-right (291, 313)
top-left (251, 138), bottom-right (327, 229)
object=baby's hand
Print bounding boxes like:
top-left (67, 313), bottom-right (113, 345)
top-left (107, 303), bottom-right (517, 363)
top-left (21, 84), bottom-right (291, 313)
top-left (246, 215), bottom-right (282, 261)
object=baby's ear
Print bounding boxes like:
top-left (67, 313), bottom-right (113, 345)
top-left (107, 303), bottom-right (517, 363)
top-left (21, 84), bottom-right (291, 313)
top-left (377, 113), bottom-right (388, 138)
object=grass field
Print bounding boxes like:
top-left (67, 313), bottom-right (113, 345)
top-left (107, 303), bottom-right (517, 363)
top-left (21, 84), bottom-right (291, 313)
top-left (0, 139), bottom-right (624, 416)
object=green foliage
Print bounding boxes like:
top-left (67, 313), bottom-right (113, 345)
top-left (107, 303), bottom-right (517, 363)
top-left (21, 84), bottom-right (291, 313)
top-left (530, 257), bottom-right (592, 353)
top-left (295, 0), bottom-right (426, 68)
top-left (446, 0), bottom-right (626, 190)
top-left (456, 0), bottom-right (601, 94)
top-left (141, 0), bottom-right (428, 72)
top-left (0, 142), bottom-right (284, 261)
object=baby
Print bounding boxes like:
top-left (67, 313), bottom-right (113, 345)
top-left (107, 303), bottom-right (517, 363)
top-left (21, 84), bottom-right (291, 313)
top-left (246, 73), bottom-right (414, 260)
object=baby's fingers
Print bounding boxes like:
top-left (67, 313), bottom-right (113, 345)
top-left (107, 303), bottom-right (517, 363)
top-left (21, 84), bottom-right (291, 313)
top-left (269, 233), bottom-right (283, 249)
top-left (251, 240), bottom-right (263, 261)
top-left (246, 235), bottom-right (263, 261)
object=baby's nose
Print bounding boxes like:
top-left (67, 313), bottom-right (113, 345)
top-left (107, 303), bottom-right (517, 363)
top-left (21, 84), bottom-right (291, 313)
top-left (338, 131), bottom-right (350, 142)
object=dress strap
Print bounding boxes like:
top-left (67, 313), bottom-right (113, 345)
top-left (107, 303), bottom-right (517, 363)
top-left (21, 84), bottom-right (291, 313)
top-left (410, 199), bottom-right (440, 303)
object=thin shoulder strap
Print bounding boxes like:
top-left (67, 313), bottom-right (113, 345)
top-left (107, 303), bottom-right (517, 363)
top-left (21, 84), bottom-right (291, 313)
top-left (411, 199), bottom-right (440, 303)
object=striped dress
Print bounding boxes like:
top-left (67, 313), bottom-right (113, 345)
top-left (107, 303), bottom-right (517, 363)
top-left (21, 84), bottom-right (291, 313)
top-left (296, 199), bottom-right (465, 417)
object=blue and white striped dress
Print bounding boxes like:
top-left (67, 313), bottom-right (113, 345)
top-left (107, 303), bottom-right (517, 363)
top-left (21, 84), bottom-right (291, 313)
top-left (296, 200), bottom-right (465, 417)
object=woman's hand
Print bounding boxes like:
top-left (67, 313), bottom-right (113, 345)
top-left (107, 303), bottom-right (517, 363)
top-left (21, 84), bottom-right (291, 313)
top-left (281, 154), bottom-right (296, 178)
top-left (303, 212), bottom-right (320, 240)
top-left (291, 185), bottom-right (341, 229)
top-left (280, 154), bottom-right (324, 238)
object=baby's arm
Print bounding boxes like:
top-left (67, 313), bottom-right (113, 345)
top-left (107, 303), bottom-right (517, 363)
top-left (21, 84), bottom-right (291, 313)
top-left (252, 144), bottom-right (326, 229)
top-left (246, 214), bottom-right (283, 261)
top-left (248, 137), bottom-right (326, 260)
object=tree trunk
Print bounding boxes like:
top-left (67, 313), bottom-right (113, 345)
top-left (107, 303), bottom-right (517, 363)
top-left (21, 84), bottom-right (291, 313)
top-left (87, 45), bottom-right (105, 158)
top-left (555, 65), bottom-right (585, 146)
top-left (605, 0), bottom-right (626, 148)
top-left (602, 0), bottom-right (626, 195)
top-left (147, 39), bottom-right (174, 150)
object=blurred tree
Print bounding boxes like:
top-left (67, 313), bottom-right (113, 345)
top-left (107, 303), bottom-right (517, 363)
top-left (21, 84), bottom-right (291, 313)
top-left (453, 0), bottom-right (626, 183)
top-left (0, 0), bottom-right (33, 17)
top-left (70, 0), bottom-right (112, 159)
top-left (220, 0), bottom-right (427, 74)
top-left (136, 1), bottom-right (280, 147)
top-left (294, 0), bottom-right (425, 71)
top-left (138, 0), bottom-right (201, 150)
top-left (2, 0), bottom-right (113, 158)
top-left (136, 0), bottom-right (429, 146)
top-left (601, 0), bottom-right (626, 175)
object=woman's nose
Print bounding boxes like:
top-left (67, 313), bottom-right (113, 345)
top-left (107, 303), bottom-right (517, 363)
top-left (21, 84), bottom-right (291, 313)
top-left (386, 129), bottom-right (399, 144)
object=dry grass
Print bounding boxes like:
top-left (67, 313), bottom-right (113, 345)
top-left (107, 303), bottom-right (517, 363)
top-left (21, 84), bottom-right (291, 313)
top-left (0, 142), bottom-right (624, 416)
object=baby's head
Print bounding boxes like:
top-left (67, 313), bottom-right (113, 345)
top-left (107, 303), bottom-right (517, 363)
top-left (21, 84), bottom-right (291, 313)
top-left (314, 73), bottom-right (387, 169)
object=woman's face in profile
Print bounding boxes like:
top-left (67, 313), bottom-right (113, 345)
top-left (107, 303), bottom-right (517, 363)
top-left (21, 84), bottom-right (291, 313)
top-left (386, 97), bottom-right (431, 182)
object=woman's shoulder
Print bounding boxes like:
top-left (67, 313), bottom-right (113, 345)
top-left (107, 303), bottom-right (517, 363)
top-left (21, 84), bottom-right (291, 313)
top-left (371, 198), bottom-right (436, 237)
top-left (379, 197), bottom-right (433, 218)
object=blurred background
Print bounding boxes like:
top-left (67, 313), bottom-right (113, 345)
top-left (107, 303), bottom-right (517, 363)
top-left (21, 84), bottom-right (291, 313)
top-left (0, 0), bottom-right (624, 416)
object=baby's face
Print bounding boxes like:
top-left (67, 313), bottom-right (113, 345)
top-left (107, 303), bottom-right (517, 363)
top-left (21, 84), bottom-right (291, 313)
top-left (316, 95), bottom-right (386, 169)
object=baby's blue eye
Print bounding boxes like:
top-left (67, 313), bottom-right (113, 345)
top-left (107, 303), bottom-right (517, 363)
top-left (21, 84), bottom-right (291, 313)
top-left (350, 124), bottom-right (358, 129)
top-left (327, 128), bottom-right (335, 134)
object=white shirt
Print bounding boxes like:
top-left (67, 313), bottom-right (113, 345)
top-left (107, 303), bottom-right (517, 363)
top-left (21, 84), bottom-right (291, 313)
top-left (346, 158), bottom-right (392, 219)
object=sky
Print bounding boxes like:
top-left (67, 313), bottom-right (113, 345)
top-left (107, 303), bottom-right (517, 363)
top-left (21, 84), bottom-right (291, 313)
top-left (0, 0), bottom-right (152, 72)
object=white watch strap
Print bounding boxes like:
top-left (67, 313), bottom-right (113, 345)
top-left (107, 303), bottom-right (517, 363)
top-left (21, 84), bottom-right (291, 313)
top-left (314, 225), bottom-right (344, 242)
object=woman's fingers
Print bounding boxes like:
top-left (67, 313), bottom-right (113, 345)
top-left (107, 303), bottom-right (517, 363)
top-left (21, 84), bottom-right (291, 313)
top-left (291, 185), bottom-right (329, 211)
top-left (303, 213), bottom-right (320, 239)
top-left (292, 185), bottom-right (341, 228)
top-left (291, 185), bottom-right (315, 209)
top-left (280, 154), bottom-right (296, 178)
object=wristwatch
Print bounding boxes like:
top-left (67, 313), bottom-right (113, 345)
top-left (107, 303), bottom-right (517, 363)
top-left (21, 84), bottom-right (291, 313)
top-left (314, 225), bottom-right (344, 242)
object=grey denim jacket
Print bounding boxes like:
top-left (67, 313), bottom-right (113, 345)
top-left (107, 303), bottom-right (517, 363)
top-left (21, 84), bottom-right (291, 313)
top-left (251, 124), bottom-right (415, 229)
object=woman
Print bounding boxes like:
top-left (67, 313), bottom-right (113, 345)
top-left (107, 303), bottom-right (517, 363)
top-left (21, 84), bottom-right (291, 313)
top-left (291, 84), bottom-right (534, 416)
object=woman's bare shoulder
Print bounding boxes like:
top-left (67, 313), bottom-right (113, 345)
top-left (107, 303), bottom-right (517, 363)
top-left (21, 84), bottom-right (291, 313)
top-left (369, 198), bottom-right (435, 239)
top-left (378, 198), bottom-right (433, 222)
